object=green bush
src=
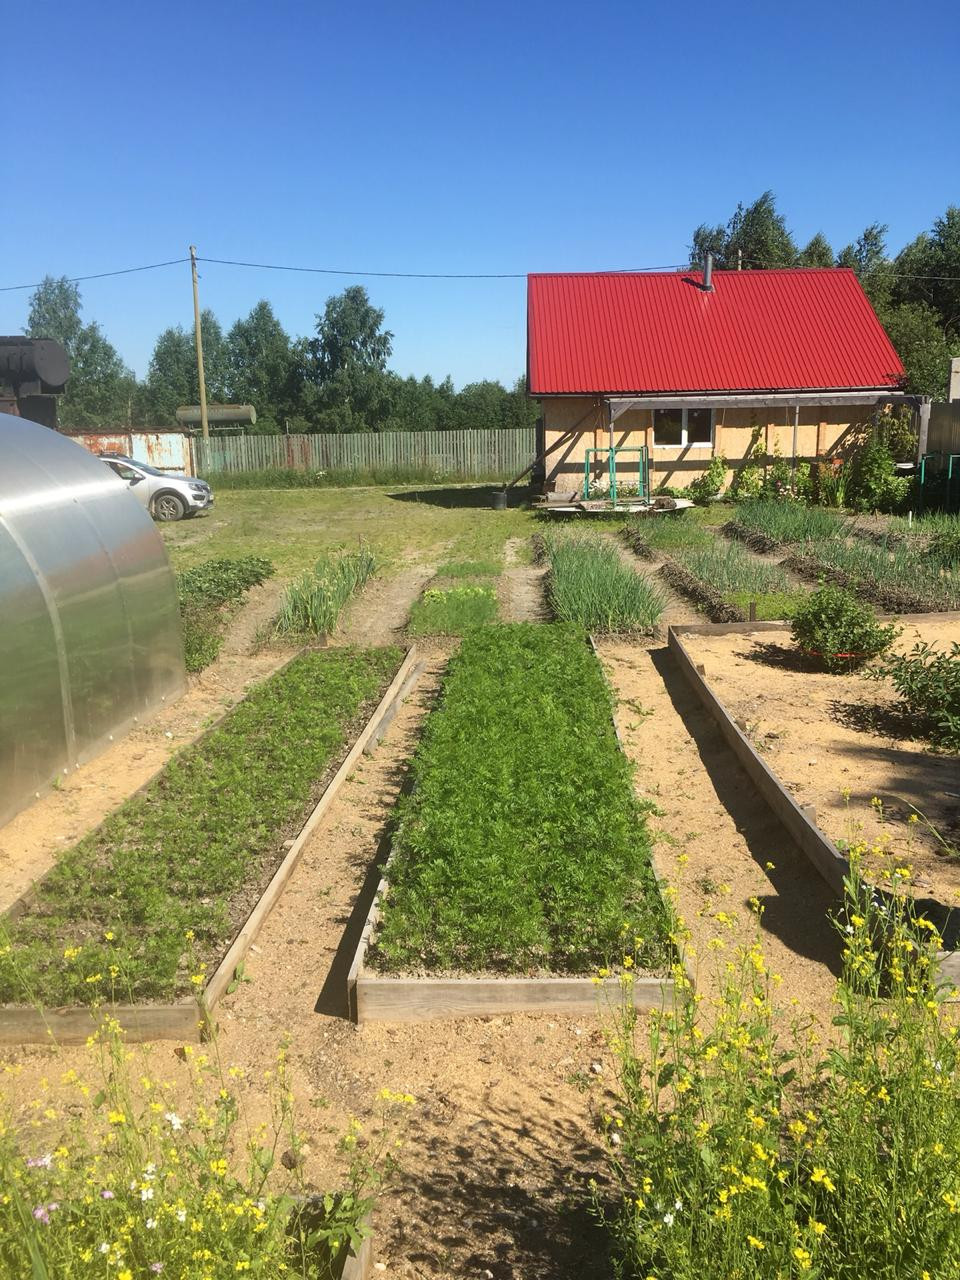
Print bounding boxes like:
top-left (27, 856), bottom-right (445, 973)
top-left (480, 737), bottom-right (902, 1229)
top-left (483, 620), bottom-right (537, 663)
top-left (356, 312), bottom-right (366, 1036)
top-left (873, 641), bottom-right (960, 751)
top-left (848, 437), bottom-right (912, 513)
top-left (790, 585), bottom-right (899, 672)
top-left (688, 454), bottom-right (728, 504)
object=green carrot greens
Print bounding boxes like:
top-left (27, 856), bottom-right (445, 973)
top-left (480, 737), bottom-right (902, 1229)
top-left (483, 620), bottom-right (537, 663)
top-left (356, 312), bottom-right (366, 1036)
top-left (372, 624), bottom-right (672, 975)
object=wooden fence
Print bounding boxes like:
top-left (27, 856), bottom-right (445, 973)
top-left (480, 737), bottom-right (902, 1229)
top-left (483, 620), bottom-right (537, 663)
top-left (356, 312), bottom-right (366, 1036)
top-left (928, 403), bottom-right (960, 456)
top-left (193, 428), bottom-right (536, 479)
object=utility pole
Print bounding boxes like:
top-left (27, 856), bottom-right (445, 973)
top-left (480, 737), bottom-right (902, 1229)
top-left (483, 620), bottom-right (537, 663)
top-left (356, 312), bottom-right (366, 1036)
top-left (737, 248), bottom-right (743, 271)
top-left (189, 245), bottom-right (210, 440)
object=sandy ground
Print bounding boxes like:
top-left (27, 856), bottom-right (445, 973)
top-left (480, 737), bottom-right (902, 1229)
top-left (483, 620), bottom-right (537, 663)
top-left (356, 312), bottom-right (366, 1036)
top-left (596, 638), bottom-right (839, 1023)
top-left (682, 619), bottom-right (960, 918)
top-left (337, 564), bottom-right (436, 647)
top-left (498, 537), bottom-right (547, 622)
top-left (0, 634), bottom-right (298, 913)
top-left (609, 537), bottom-right (701, 628)
top-left (2, 653), bottom-right (620, 1280)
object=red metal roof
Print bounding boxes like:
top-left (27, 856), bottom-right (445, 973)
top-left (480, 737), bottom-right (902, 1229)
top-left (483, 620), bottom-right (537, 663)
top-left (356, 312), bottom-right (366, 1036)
top-left (527, 269), bottom-right (905, 396)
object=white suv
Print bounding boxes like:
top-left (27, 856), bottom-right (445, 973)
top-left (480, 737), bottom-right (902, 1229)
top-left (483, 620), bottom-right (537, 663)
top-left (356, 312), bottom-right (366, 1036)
top-left (101, 454), bottom-right (214, 521)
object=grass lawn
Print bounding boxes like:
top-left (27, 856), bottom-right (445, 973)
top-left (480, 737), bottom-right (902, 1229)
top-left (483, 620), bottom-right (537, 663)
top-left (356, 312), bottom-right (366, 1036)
top-left (161, 485), bottom-right (535, 579)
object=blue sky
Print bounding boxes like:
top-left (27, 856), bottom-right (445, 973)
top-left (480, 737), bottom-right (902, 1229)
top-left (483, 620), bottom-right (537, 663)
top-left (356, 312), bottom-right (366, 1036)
top-left (4, 0), bottom-right (957, 388)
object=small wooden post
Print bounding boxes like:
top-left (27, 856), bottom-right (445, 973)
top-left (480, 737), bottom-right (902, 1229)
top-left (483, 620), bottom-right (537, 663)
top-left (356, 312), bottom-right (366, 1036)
top-left (748, 600), bottom-right (757, 622)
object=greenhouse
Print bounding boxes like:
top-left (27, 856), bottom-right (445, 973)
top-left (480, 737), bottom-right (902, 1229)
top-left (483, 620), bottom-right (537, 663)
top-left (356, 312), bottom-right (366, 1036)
top-left (0, 412), bottom-right (185, 825)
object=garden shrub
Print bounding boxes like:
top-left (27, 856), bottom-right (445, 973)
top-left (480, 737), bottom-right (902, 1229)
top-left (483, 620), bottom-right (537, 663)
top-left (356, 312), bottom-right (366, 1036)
top-left (791, 585), bottom-right (898, 671)
top-left (601, 862), bottom-right (960, 1279)
top-left (688, 454), bottom-right (728, 504)
top-left (872, 640), bottom-right (960, 751)
top-left (848, 437), bottom-right (911, 514)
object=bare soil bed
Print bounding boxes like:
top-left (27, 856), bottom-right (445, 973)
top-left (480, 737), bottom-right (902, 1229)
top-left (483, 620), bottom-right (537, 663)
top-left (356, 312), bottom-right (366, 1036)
top-left (681, 619), bottom-right (960, 912)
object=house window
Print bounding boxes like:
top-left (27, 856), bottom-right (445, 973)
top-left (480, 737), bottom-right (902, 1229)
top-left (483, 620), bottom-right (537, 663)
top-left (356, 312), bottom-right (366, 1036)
top-left (653, 407), bottom-right (714, 448)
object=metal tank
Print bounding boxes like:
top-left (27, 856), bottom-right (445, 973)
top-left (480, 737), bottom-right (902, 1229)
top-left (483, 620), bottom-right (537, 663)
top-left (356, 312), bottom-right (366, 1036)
top-left (0, 412), bottom-right (186, 826)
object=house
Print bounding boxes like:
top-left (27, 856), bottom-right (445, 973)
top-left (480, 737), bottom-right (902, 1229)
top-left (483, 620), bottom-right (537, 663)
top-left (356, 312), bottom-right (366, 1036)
top-left (526, 266), bottom-right (925, 494)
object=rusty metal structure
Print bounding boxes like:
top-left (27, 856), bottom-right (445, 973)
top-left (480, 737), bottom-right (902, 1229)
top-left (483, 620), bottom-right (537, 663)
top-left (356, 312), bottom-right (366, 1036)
top-left (0, 412), bottom-right (185, 825)
top-left (0, 337), bottom-right (70, 428)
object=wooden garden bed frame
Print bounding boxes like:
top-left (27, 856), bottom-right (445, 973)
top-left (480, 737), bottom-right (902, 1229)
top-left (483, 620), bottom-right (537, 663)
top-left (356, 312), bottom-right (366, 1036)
top-left (0, 646), bottom-right (421, 1046)
top-left (667, 619), bottom-right (960, 990)
top-left (346, 637), bottom-right (682, 1023)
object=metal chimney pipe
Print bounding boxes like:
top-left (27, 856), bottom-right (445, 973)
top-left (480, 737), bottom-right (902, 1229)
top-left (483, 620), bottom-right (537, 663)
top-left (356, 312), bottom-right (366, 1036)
top-left (703, 252), bottom-right (714, 292)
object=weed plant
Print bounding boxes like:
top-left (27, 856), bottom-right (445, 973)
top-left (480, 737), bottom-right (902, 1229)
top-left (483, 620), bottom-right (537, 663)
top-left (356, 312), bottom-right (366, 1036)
top-left (675, 543), bottom-right (791, 597)
top-left (544, 534), bottom-right (666, 631)
top-left (0, 1024), bottom-right (408, 1277)
top-left (407, 585), bottom-right (498, 635)
top-left (177, 556), bottom-right (274, 672)
top-left (872, 640), bottom-right (960, 751)
top-left (601, 862), bottom-right (960, 1279)
top-left (373, 625), bottom-right (672, 974)
top-left (733, 501), bottom-right (846, 545)
top-left (275, 549), bottom-right (376, 636)
top-left (0, 648), bottom-right (401, 1006)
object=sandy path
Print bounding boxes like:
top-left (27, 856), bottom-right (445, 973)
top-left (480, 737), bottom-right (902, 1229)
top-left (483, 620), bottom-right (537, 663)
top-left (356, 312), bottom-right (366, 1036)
top-left (0, 626), bottom-right (298, 913)
top-left (609, 535), bottom-right (701, 626)
top-left (596, 638), bottom-right (839, 1023)
top-left (498, 537), bottom-right (547, 622)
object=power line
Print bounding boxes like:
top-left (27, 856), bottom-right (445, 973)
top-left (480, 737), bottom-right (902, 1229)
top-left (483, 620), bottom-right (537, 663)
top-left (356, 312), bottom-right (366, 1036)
top-left (196, 256), bottom-right (691, 279)
top-left (2, 253), bottom-right (959, 295)
top-left (0, 258), bottom-right (190, 294)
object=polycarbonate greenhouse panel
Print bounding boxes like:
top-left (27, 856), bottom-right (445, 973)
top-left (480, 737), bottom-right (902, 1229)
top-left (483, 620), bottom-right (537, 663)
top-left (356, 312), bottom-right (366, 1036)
top-left (0, 413), bottom-right (186, 826)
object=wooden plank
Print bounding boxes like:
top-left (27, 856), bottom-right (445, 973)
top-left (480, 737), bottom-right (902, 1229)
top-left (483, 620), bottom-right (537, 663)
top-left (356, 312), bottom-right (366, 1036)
top-left (203, 646), bottom-right (420, 1016)
top-left (355, 974), bottom-right (676, 1022)
top-left (0, 648), bottom-right (418, 1048)
top-left (340, 1228), bottom-right (375, 1280)
top-left (0, 1000), bottom-right (199, 1048)
top-left (668, 626), bottom-right (849, 895)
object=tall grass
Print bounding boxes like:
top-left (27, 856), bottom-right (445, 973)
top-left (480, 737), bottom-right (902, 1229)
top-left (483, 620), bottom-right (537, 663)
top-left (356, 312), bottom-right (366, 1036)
top-left (275, 548), bottom-right (376, 636)
top-left (544, 534), bottom-right (666, 631)
top-left (676, 542), bottom-right (791, 595)
top-left (734, 500), bottom-right (847, 544)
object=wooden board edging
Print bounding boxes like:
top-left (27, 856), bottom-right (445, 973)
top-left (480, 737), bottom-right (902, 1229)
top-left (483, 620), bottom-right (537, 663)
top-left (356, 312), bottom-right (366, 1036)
top-left (667, 622), bottom-right (960, 991)
top-left (667, 625), bottom-right (849, 895)
top-left (340, 1229), bottom-right (374, 1280)
top-left (0, 646), bottom-right (419, 1047)
top-left (347, 638), bottom-right (684, 1023)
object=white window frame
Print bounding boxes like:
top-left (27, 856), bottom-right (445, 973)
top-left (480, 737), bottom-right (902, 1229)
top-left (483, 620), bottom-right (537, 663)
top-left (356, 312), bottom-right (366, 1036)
top-left (652, 407), bottom-right (715, 450)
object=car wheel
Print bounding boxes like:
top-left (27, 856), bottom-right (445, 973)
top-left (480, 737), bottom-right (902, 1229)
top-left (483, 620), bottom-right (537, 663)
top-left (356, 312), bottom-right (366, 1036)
top-left (152, 492), bottom-right (186, 521)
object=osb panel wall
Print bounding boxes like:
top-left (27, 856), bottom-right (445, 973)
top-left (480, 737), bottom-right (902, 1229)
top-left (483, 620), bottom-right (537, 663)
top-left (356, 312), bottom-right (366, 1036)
top-left (541, 399), bottom-right (876, 491)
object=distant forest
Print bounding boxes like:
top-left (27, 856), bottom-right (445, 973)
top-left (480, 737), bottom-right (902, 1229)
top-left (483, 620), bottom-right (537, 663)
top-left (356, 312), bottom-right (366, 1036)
top-left (25, 279), bottom-right (535, 434)
top-left (24, 194), bottom-right (959, 431)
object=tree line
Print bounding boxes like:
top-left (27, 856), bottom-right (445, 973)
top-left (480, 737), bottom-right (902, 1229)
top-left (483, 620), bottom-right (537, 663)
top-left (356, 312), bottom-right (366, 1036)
top-left (24, 280), bottom-right (536, 434)
top-left (690, 194), bottom-right (960, 398)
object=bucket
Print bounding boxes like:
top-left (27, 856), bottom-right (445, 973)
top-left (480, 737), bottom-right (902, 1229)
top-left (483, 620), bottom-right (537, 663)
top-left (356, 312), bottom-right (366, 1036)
top-left (490, 490), bottom-right (507, 511)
